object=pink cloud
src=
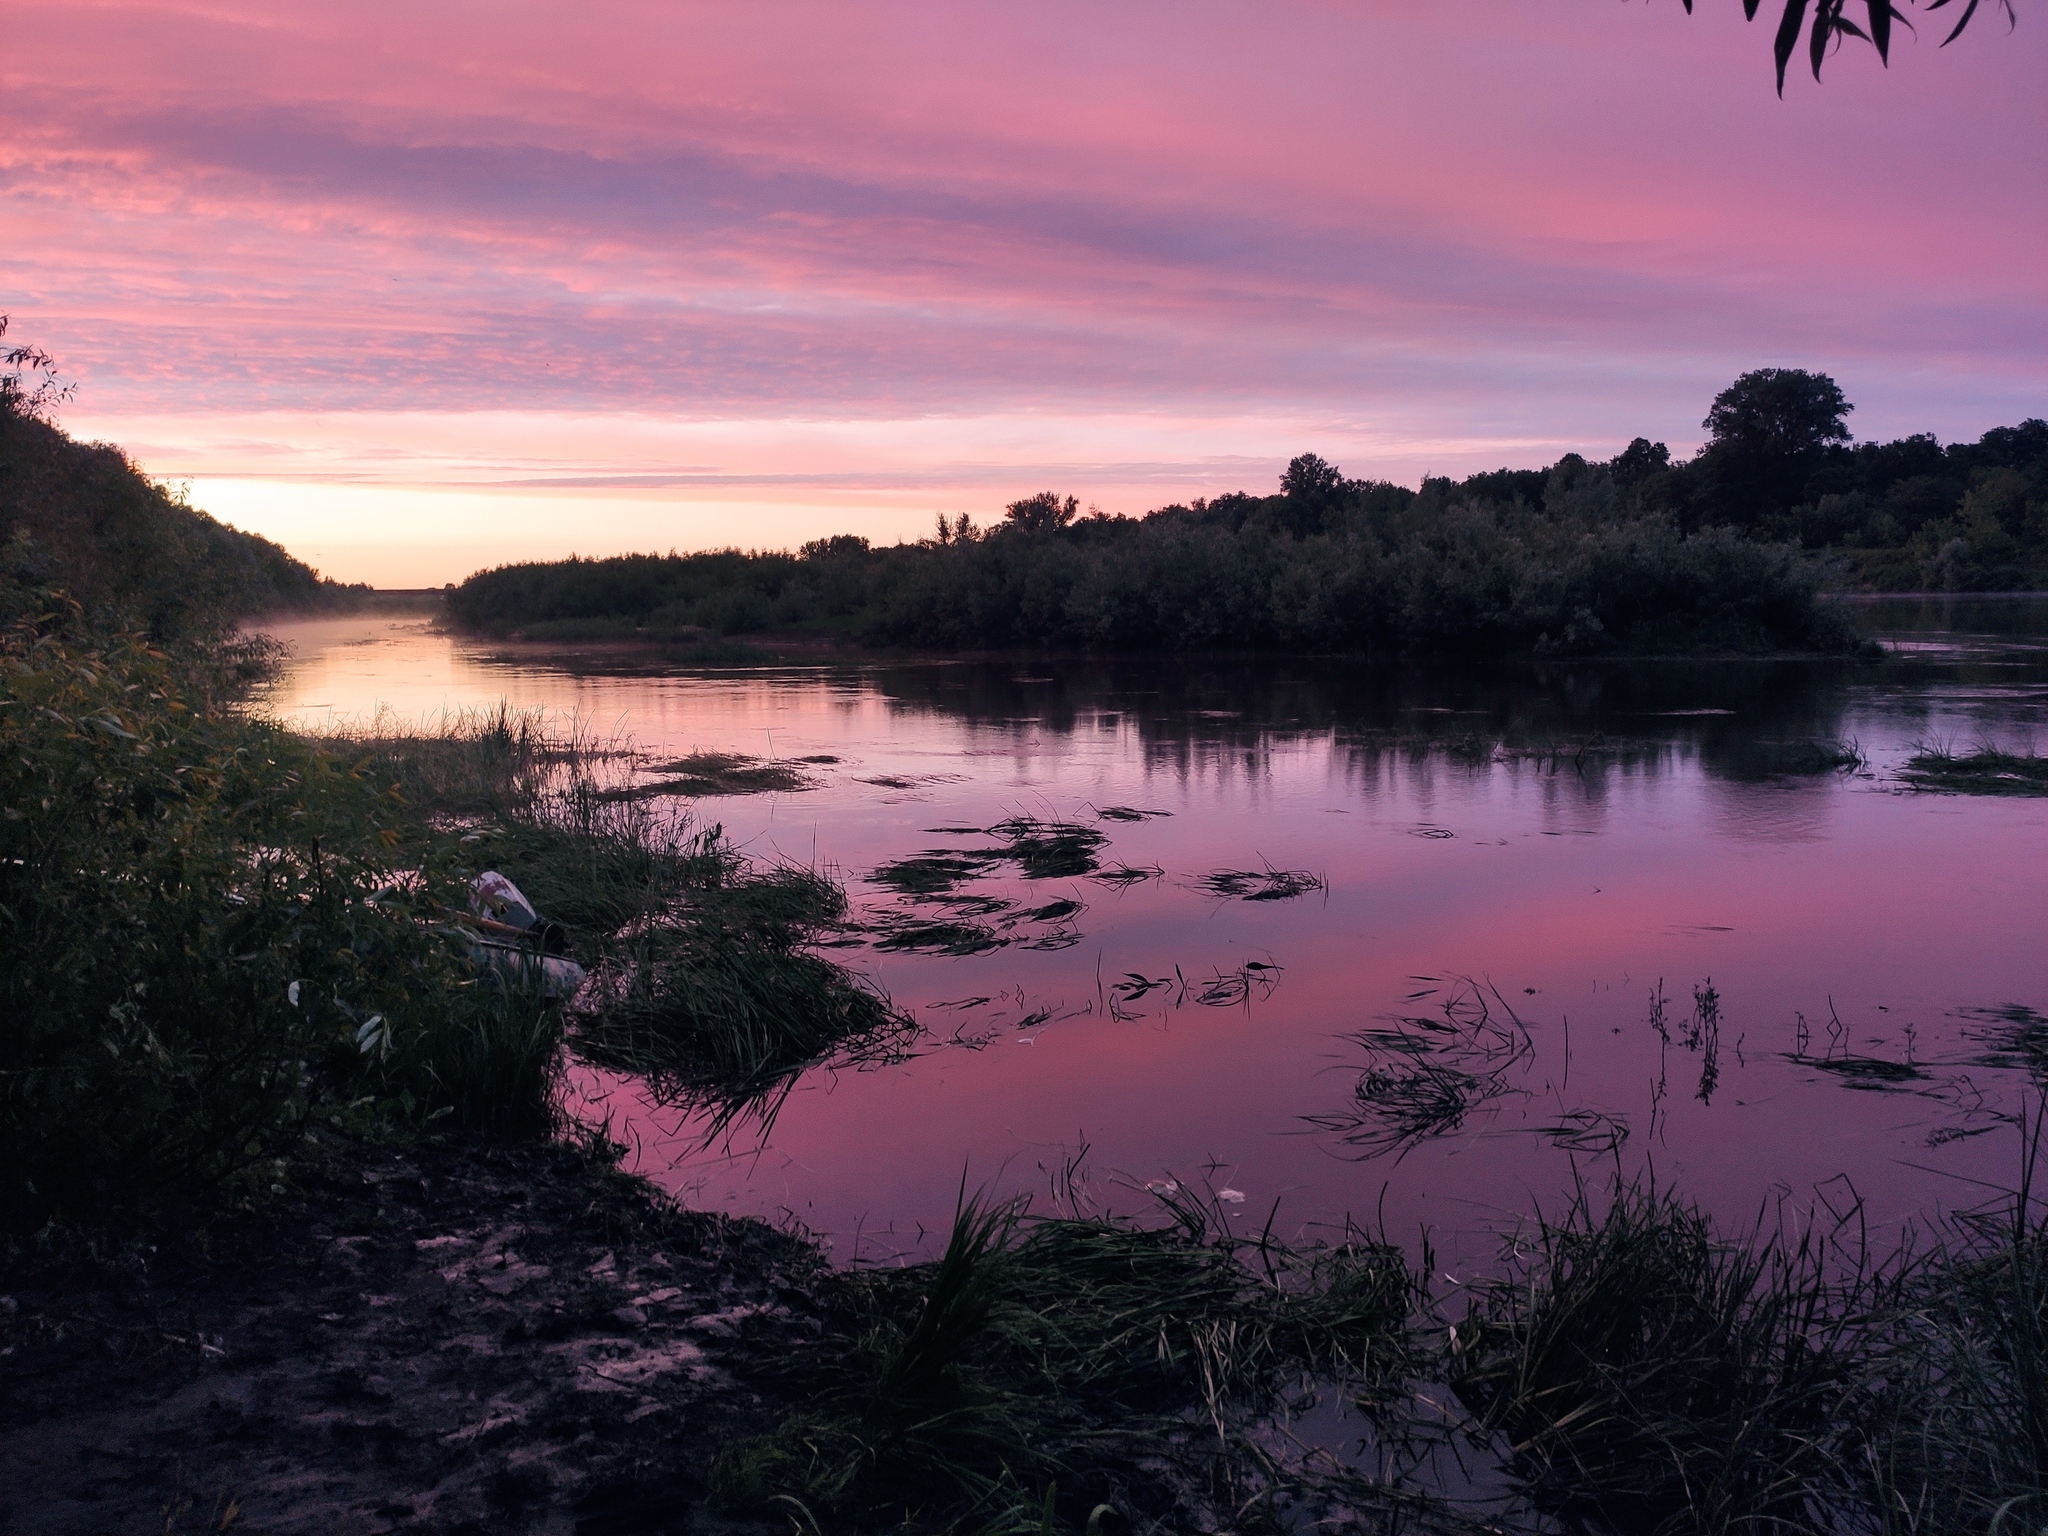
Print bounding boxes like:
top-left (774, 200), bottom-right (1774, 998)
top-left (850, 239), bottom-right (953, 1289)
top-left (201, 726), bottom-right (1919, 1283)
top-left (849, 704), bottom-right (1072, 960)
top-left (3, 0), bottom-right (2041, 568)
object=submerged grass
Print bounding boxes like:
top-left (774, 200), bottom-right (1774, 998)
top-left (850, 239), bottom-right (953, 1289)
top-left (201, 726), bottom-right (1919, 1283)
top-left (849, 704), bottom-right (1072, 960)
top-left (714, 1183), bottom-right (1422, 1532)
top-left (985, 817), bottom-right (1107, 879)
top-left (1966, 1003), bottom-right (2048, 1082)
top-left (1721, 737), bottom-right (1866, 777)
top-left (1307, 979), bottom-right (1534, 1161)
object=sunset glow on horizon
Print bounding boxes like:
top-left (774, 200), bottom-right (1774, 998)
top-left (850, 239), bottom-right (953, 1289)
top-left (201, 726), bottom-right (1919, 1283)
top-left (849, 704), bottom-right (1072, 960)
top-left (7, 0), bottom-right (2044, 585)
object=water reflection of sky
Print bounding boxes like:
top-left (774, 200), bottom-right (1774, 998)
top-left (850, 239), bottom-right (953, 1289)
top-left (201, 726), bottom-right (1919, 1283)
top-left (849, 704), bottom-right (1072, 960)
top-left (257, 607), bottom-right (2048, 1270)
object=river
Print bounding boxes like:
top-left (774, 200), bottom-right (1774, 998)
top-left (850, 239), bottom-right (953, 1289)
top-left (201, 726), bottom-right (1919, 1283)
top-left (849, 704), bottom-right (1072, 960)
top-left (256, 596), bottom-right (2047, 1280)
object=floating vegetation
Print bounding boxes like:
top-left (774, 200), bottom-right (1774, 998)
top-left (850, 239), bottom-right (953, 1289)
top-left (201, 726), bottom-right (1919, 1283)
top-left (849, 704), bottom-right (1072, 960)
top-left (1325, 1060), bottom-right (1504, 1159)
top-left (1965, 1003), bottom-right (2048, 1080)
top-left (1106, 961), bottom-right (1281, 1018)
top-left (869, 849), bottom-right (1006, 897)
top-left (1308, 978), bottom-right (1534, 1160)
top-left (1021, 897), bottom-right (1084, 922)
top-left (985, 816), bottom-right (1106, 878)
top-left (1197, 866), bottom-right (1325, 901)
top-left (1108, 972), bottom-right (1175, 1008)
top-left (871, 916), bottom-right (1007, 956)
top-left (1189, 960), bottom-right (1282, 1008)
top-left (796, 753), bottom-right (841, 763)
top-left (1788, 1053), bottom-right (1928, 1088)
top-left (1092, 804), bottom-right (1172, 822)
top-left (858, 771), bottom-right (966, 790)
top-left (712, 1184), bottom-right (1421, 1530)
top-left (607, 750), bottom-right (816, 797)
top-left (1900, 744), bottom-right (2048, 796)
top-left (1089, 861), bottom-right (1164, 886)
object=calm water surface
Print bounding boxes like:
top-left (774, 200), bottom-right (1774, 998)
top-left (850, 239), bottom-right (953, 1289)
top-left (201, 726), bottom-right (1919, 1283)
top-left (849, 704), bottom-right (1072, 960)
top-left (257, 597), bottom-right (2047, 1277)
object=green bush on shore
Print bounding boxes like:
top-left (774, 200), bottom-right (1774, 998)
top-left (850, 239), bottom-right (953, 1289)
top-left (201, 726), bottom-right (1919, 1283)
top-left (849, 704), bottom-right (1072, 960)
top-left (0, 585), bottom-right (553, 1237)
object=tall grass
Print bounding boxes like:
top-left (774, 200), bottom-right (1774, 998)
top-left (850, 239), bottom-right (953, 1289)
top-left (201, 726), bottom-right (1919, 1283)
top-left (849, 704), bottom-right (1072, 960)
top-left (1447, 1125), bottom-right (2048, 1536)
top-left (1900, 740), bottom-right (2048, 796)
top-left (1449, 1177), bottom-right (1863, 1532)
top-left (715, 1183), bottom-right (1421, 1531)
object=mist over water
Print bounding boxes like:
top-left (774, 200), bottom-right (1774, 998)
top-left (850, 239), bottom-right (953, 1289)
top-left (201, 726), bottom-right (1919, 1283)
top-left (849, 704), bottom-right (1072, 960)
top-left (259, 597), bottom-right (2048, 1272)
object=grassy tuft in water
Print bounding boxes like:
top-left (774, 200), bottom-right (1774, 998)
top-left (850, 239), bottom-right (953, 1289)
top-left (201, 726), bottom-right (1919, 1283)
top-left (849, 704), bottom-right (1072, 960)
top-left (985, 817), bottom-right (1106, 879)
top-left (616, 749), bottom-right (818, 797)
top-left (1900, 743), bottom-right (2048, 796)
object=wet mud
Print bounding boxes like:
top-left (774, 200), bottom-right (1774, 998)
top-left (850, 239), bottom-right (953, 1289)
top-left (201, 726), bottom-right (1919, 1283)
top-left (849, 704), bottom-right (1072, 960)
top-left (0, 1139), bottom-right (820, 1535)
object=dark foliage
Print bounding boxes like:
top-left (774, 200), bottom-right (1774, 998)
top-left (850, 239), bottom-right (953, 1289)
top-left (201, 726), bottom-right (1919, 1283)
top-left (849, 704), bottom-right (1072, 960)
top-left (1679, 0), bottom-right (2018, 93)
top-left (0, 320), bottom-right (362, 638)
top-left (0, 591), bottom-right (559, 1237)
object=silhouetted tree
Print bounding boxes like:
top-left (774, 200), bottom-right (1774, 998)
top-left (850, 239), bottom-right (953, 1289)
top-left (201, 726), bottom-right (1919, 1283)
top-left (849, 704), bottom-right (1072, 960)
top-left (1705, 369), bottom-right (1852, 460)
top-left (1610, 437), bottom-right (1673, 490)
top-left (1004, 492), bottom-right (1079, 534)
top-left (1277, 453), bottom-right (1347, 536)
top-left (1693, 368), bottom-right (1853, 528)
top-left (1280, 453), bottom-right (1344, 502)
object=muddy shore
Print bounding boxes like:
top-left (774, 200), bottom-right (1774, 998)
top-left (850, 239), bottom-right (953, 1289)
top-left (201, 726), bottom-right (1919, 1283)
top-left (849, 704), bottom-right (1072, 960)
top-left (0, 1136), bottom-right (821, 1535)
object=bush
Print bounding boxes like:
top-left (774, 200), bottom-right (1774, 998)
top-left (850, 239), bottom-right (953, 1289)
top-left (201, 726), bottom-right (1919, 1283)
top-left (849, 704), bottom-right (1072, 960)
top-left (0, 593), bottom-right (556, 1237)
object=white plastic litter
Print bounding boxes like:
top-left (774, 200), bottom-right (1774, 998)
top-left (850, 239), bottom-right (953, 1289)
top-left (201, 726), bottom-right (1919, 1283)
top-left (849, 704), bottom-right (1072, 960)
top-left (469, 870), bottom-right (542, 930)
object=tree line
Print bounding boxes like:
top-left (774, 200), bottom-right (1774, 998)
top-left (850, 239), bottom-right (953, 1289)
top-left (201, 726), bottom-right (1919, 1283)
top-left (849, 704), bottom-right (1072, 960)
top-left (447, 370), bottom-right (2045, 660)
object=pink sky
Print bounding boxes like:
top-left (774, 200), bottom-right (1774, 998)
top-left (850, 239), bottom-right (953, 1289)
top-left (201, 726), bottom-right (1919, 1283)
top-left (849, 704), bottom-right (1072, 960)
top-left (5, 0), bottom-right (2044, 585)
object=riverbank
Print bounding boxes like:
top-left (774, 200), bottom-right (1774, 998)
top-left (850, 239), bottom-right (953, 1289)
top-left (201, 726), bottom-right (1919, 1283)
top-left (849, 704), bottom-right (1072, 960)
top-left (0, 1135), bottom-right (815, 1536)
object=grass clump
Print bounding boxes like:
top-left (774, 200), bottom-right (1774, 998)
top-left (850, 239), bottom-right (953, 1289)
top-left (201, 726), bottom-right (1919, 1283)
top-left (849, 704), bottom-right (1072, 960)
top-left (986, 817), bottom-right (1106, 879)
top-left (871, 849), bottom-right (1007, 897)
top-left (1449, 1177), bottom-right (1864, 1533)
top-left (872, 916), bottom-right (1008, 956)
top-left (1900, 743), bottom-right (2048, 796)
top-left (574, 856), bottom-right (913, 1136)
top-left (1858, 1144), bottom-right (2048, 1535)
top-left (1446, 1140), bottom-right (2048, 1536)
top-left (714, 1186), bottom-right (1420, 1532)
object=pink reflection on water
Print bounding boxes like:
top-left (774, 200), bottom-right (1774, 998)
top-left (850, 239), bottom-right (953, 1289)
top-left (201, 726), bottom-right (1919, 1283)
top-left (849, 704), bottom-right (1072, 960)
top-left (267, 612), bottom-right (2048, 1267)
